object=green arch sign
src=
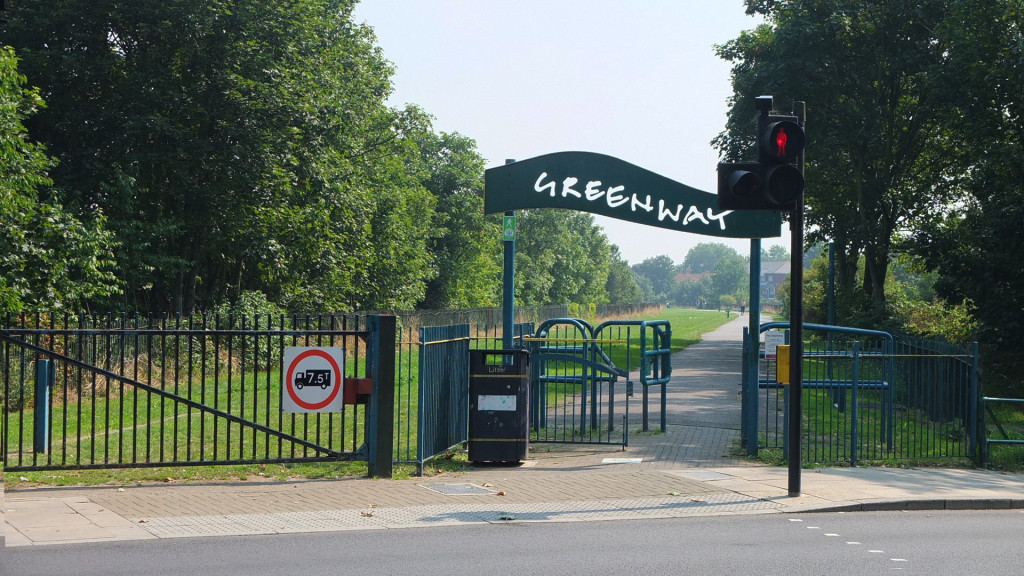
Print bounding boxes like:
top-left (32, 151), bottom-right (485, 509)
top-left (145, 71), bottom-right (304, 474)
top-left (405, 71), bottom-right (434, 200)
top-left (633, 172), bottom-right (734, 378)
top-left (484, 151), bottom-right (781, 239)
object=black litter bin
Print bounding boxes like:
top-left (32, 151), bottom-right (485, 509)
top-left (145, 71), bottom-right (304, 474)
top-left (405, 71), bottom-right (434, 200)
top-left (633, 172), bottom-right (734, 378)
top-left (468, 349), bottom-right (530, 464)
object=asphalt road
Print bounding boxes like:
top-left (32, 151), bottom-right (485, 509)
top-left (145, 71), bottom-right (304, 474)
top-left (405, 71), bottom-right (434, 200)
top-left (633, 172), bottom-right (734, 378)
top-left (4, 510), bottom-right (1023, 575)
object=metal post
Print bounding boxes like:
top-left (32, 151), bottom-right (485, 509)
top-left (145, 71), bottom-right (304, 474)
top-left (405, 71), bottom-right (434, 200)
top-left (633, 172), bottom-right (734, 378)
top-left (746, 238), bottom-right (762, 454)
top-left (659, 326), bottom-right (668, 432)
top-left (969, 341), bottom-right (980, 459)
top-left (787, 101), bottom-right (807, 497)
top-left (827, 241), bottom-right (835, 326)
top-left (851, 341), bottom-right (860, 464)
top-left (827, 242), bottom-right (845, 412)
top-left (367, 314), bottom-right (396, 478)
top-left (502, 159), bottom-right (517, 350)
top-left (34, 359), bottom-right (54, 454)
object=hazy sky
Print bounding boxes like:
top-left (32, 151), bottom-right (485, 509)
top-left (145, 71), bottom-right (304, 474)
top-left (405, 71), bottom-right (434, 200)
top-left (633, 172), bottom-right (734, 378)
top-left (353, 0), bottom-right (789, 265)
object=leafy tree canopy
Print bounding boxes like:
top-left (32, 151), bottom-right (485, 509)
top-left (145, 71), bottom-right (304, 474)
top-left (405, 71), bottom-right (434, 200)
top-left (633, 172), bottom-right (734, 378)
top-left (5, 0), bottom-right (433, 313)
top-left (631, 255), bottom-right (678, 300)
top-left (0, 46), bottom-right (119, 313)
top-left (715, 0), bottom-right (967, 322)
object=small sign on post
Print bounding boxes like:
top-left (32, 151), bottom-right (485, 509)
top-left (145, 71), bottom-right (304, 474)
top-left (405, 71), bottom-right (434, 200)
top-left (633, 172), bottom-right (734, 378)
top-left (282, 347), bottom-right (345, 413)
top-left (764, 330), bottom-right (785, 359)
top-left (502, 214), bottom-right (516, 240)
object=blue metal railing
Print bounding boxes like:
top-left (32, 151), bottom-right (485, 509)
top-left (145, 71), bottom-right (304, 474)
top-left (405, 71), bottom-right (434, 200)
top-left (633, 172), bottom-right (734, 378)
top-left (594, 320), bottom-right (671, 432)
top-left (980, 396), bottom-right (1024, 468)
top-left (528, 318), bottom-right (625, 445)
top-left (746, 322), bottom-right (978, 464)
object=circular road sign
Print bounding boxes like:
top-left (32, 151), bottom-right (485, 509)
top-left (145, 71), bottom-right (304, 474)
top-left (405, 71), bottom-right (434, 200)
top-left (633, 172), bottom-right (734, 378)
top-left (282, 347), bottom-right (345, 413)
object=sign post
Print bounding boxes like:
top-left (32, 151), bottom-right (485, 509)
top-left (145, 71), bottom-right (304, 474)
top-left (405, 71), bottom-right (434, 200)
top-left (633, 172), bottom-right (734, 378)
top-left (281, 347), bottom-right (345, 413)
top-left (502, 159), bottom-right (516, 350)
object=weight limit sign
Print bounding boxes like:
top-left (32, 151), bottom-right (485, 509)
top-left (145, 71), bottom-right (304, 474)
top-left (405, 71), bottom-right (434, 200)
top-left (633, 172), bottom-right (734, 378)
top-left (282, 347), bottom-right (345, 413)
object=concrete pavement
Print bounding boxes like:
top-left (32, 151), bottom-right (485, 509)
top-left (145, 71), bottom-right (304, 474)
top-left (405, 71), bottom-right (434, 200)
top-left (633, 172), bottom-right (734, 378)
top-left (5, 315), bottom-right (1023, 546)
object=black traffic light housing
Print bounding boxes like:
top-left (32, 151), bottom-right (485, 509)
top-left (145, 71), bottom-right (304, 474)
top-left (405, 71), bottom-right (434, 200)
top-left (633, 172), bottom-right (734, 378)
top-left (718, 96), bottom-right (805, 211)
top-left (716, 162), bottom-right (762, 210)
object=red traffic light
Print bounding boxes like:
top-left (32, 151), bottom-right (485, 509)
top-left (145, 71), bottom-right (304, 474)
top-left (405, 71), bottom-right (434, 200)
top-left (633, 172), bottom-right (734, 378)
top-left (761, 120), bottom-right (805, 163)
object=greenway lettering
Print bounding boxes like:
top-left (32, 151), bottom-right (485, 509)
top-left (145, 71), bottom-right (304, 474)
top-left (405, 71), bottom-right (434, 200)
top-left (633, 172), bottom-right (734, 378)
top-left (484, 151), bottom-right (781, 239)
top-left (535, 172), bottom-right (730, 230)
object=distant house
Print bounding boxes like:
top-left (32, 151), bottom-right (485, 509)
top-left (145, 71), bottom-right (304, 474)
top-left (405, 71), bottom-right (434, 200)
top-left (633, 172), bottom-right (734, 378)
top-left (758, 260), bottom-right (790, 307)
top-left (674, 272), bottom-right (710, 284)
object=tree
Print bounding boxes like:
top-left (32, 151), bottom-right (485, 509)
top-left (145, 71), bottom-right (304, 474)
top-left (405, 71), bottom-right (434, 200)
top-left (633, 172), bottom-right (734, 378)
top-left (911, 0), bottom-right (1024, 394)
top-left (514, 210), bottom-right (612, 306)
top-left (0, 46), bottom-right (119, 313)
top-left (5, 0), bottom-right (434, 313)
top-left (761, 245), bottom-right (789, 262)
top-left (710, 252), bottom-right (747, 304)
top-left (631, 255), bottom-right (678, 301)
top-left (416, 129), bottom-right (500, 309)
top-left (605, 245), bottom-right (643, 304)
top-left (715, 0), bottom-right (965, 323)
top-left (671, 275), bottom-right (711, 308)
top-left (682, 243), bottom-right (739, 274)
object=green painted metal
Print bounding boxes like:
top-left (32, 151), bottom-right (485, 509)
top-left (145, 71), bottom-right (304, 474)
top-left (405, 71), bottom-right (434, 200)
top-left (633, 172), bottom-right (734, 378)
top-left (34, 359), bottom-right (53, 454)
top-left (594, 320), bottom-right (672, 432)
top-left (415, 324), bottom-right (470, 475)
top-left (526, 317), bottom-right (672, 446)
top-left (529, 318), bottom-right (629, 447)
top-left (502, 210), bottom-right (516, 350)
top-left (484, 151), bottom-right (782, 239)
top-left (745, 239), bottom-right (762, 455)
top-left (981, 396), bottom-right (1024, 468)
top-left (367, 314), bottom-right (396, 478)
top-left (749, 322), bottom-right (979, 465)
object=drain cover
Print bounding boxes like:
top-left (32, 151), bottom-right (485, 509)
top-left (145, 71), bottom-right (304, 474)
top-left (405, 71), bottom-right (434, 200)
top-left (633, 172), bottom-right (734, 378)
top-left (422, 483), bottom-right (497, 495)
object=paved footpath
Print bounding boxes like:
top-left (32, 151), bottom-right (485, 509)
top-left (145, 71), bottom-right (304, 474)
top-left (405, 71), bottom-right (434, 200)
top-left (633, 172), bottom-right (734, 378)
top-left (4, 316), bottom-right (1024, 546)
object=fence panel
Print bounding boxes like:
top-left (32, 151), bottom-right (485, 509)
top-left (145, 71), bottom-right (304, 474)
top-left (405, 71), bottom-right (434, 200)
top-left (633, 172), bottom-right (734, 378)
top-left (414, 324), bottom-right (470, 472)
top-left (2, 313), bottom-right (369, 472)
top-left (753, 323), bottom-right (977, 464)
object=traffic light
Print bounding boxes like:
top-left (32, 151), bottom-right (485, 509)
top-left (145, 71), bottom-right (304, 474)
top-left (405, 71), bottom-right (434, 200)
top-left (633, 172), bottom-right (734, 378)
top-left (717, 97), bottom-right (805, 211)
top-left (758, 115), bottom-right (805, 210)
top-left (716, 162), bottom-right (762, 210)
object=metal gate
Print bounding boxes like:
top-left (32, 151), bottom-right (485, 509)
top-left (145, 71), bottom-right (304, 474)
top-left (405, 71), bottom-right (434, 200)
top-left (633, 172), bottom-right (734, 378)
top-left (1, 313), bottom-right (391, 472)
top-left (528, 319), bottom-right (631, 446)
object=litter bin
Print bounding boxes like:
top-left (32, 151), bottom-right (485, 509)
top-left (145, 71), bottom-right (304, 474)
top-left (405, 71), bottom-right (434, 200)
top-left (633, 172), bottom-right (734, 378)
top-left (468, 349), bottom-right (530, 464)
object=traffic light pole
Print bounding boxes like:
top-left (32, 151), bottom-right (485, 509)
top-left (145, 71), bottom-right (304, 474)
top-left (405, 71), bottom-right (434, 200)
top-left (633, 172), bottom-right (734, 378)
top-left (787, 101), bottom-right (807, 497)
top-left (717, 95), bottom-right (806, 494)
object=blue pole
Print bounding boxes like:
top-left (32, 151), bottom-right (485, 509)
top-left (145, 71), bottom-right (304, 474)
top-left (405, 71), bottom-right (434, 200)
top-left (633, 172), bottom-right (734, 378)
top-left (502, 159), bottom-right (516, 350)
top-left (827, 241), bottom-right (835, 325)
top-left (747, 239), bottom-right (762, 455)
top-left (851, 341), bottom-right (860, 464)
top-left (34, 359), bottom-right (53, 453)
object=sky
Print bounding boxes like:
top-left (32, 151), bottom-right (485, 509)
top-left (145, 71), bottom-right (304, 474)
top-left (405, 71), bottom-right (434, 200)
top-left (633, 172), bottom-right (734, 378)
top-left (353, 0), bottom-right (790, 266)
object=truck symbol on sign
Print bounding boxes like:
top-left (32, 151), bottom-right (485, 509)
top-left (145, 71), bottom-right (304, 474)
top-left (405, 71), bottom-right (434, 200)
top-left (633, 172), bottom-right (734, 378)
top-left (294, 369), bottom-right (332, 390)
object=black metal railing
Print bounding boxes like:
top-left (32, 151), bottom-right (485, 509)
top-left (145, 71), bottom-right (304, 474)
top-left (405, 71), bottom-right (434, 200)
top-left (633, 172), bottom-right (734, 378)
top-left (2, 313), bottom-right (370, 471)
